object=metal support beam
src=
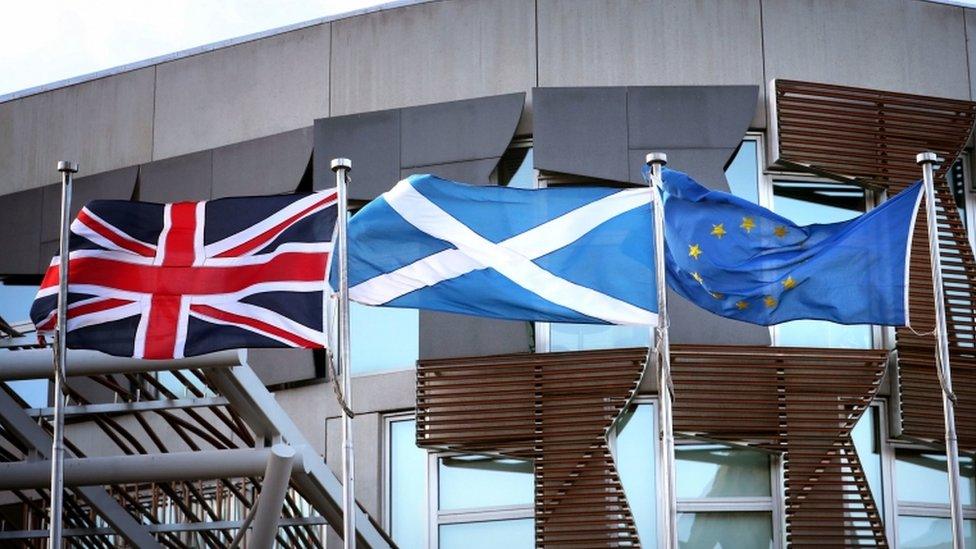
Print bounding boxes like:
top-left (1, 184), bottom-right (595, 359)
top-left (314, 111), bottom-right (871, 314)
top-left (0, 447), bottom-right (301, 489)
top-left (250, 443), bottom-right (296, 547)
top-left (25, 396), bottom-right (229, 418)
top-left (0, 388), bottom-right (161, 548)
top-left (0, 348), bottom-right (239, 380)
top-left (206, 362), bottom-right (393, 548)
top-left (0, 515), bottom-right (330, 540)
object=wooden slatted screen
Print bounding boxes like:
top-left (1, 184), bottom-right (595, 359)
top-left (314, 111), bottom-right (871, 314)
top-left (772, 79), bottom-right (976, 453)
top-left (417, 345), bottom-right (887, 548)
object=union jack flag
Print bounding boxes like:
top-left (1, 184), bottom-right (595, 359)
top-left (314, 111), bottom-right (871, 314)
top-left (30, 192), bottom-right (337, 359)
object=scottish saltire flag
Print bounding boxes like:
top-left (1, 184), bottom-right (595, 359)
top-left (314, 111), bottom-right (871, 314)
top-left (31, 193), bottom-right (337, 359)
top-left (658, 168), bottom-right (924, 326)
top-left (337, 174), bottom-right (658, 325)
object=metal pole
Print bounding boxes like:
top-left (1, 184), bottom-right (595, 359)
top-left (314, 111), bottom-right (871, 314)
top-left (646, 153), bottom-right (677, 549)
top-left (331, 158), bottom-right (356, 549)
top-left (248, 444), bottom-right (296, 548)
top-left (49, 160), bottom-right (77, 549)
top-left (917, 151), bottom-right (966, 549)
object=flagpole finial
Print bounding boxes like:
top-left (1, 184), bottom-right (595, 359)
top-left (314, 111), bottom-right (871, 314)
top-left (645, 152), bottom-right (668, 166)
top-left (330, 158), bottom-right (352, 172)
top-left (915, 152), bottom-right (942, 165)
top-left (57, 161), bottom-right (78, 173)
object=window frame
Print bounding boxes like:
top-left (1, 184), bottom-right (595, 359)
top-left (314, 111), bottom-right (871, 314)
top-left (383, 412), bottom-right (430, 548)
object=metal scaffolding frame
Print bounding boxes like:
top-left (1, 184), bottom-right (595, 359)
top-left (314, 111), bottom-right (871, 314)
top-left (0, 334), bottom-right (394, 548)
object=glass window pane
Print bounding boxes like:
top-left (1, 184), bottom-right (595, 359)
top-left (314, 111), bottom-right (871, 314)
top-left (896, 450), bottom-right (976, 506)
top-left (772, 180), bottom-right (872, 348)
top-left (616, 403), bottom-right (657, 544)
top-left (390, 419), bottom-right (426, 549)
top-left (676, 445), bottom-right (771, 498)
top-left (439, 518), bottom-right (534, 549)
top-left (725, 140), bottom-right (760, 204)
top-left (897, 516), bottom-right (975, 549)
top-left (549, 323), bottom-right (649, 352)
top-left (501, 148), bottom-right (535, 189)
top-left (948, 160), bottom-right (967, 229)
top-left (438, 456), bottom-right (533, 510)
top-left (351, 302), bottom-right (419, 375)
top-left (851, 406), bottom-right (884, 517)
top-left (677, 512), bottom-right (774, 549)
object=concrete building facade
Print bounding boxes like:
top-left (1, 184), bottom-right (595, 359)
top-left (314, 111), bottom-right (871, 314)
top-left (1, 0), bottom-right (975, 547)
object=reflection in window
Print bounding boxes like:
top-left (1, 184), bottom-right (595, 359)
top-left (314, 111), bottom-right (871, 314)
top-left (0, 282), bottom-right (46, 407)
top-left (725, 140), bottom-right (760, 204)
top-left (389, 418), bottom-right (426, 549)
top-left (772, 180), bottom-right (873, 348)
top-left (852, 406), bottom-right (884, 517)
top-left (896, 451), bottom-right (975, 506)
top-left (549, 323), bottom-right (649, 352)
top-left (351, 302), bottom-right (419, 375)
top-left (438, 456), bottom-right (533, 510)
top-left (498, 146), bottom-right (535, 189)
top-left (616, 402), bottom-right (776, 548)
top-left (439, 518), bottom-right (534, 549)
top-left (678, 512), bottom-right (774, 549)
top-left (898, 516), bottom-right (975, 548)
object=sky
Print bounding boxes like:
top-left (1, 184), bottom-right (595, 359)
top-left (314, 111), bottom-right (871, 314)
top-left (3, 0), bottom-right (976, 97)
top-left (0, 0), bottom-right (389, 96)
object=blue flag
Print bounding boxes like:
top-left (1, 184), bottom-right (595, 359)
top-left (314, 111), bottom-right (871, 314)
top-left (336, 174), bottom-right (658, 325)
top-left (659, 168), bottom-right (924, 326)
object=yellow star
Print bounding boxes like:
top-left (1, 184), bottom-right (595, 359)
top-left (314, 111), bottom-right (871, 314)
top-left (782, 276), bottom-right (797, 290)
top-left (710, 291), bottom-right (724, 300)
top-left (774, 225), bottom-right (788, 238)
top-left (688, 243), bottom-right (702, 260)
top-left (764, 295), bottom-right (777, 308)
top-left (691, 272), bottom-right (703, 284)
top-left (740, 217), bottom-right (756, 234)
top-left (710, 223), bottom-right (727, 239)
top-left (736, 300), bottom-right (749, 310)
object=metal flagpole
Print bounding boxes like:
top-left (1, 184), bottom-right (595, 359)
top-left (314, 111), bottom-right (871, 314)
top-left (50, 160), bottom-right (77, 548)
top-left (646, 153), bottom-right (677, 548)
top-left (330, 158), bottom-right (356, 549)
top-left (916, 151), bottom-right (966, 549)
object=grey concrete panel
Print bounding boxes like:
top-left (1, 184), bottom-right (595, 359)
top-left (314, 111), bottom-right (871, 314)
top-left (324, 412), bottom-right (382, 518)
top-left (400, 93), bottom-right (525, 168)
top-left (138, 150), bottom-right (213, 203)
top-left (534, 87), bottom-right (630, 183)
top-left (667, 287), bottom-right (770, 345)
top-left (246, 349), bottom-right (317, 386)
top-left (420, 311), bottom-right (531, 360)
top-left (968, 9), bottom-right (976, 101)
top-left (152, 24), bottom-right (330, 160)
top-left (330, 0), bottom-right (535, 116)
top-left (537, 0), bottom-right (765, 127)
top-left (400, 158), bottom-right (500, 185)
top-left (763, 0), bottom-right (970, 101)
top-left (37, 240), bottom-right (58, 274)
top-left (0, 188), bottom-right (42, 275)
top-left (314, 110), bottom-right (400, 201)
top-left (40, 166), bottom-right (138, 243)
top-left (275, 383), bottom-right (330, 455)
top-left (628, 86), bottom-right (758, 150)
top-left (0, 67), bottom-right (154, 195)
top-left (211, 127), bottom-right (313, 199)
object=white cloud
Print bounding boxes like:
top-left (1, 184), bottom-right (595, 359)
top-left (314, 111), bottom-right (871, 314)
top-left (0, 0), bottom-right (386, 96)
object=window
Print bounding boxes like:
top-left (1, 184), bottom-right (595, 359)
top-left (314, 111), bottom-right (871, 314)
top-left (351, 302), bottom-right (419, 375)
top-left (614, 401), bottom-right (781, 548)
top-left (894, 450), bottom-right (976, 547)
top-left (948, 153), bottom-right (976, 254)
top-left (384, 415), bottom-right (534, 549)
top-left (0, 281), bottom-right (46, 407)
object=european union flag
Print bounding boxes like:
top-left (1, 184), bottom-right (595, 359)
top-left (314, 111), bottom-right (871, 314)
top-left (659, 168), bottom-right (924, 326)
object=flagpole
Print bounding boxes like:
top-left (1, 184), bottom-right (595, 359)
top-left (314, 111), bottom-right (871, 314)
top-left (646, 153), bottom-right (677, 549)
top-left (916, 151), bottom-right (965, 549)
top-left (331, 158), bottom-right (356, 549)
top-left (50, 160), bottom-right (77, 548)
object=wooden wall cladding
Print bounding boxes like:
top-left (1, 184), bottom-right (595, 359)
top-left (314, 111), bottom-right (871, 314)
top-left (417, 345), bottom-right (888, 547)
top-left (772, 79), bottom-right (976, 454)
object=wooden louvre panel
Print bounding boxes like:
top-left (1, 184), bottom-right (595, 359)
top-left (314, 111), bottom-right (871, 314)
top-left (771, 79), bottom-right (976, 453)
top-left (417, 345), bottom-right (888, 548)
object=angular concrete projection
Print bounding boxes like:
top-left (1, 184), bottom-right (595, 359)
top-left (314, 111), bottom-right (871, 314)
top-left (330, 0), bottom-right (535, 116)
top-left (762, 0), bottom-right (970, 101)
top-left (153, 24), bottom-right (329, 160)
top-left (0, 67), bottom-right (155, 195)
top-left (537, 0), bottom-right (765, 127)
